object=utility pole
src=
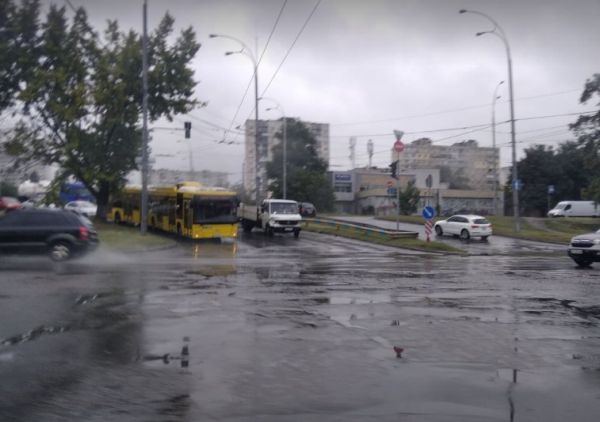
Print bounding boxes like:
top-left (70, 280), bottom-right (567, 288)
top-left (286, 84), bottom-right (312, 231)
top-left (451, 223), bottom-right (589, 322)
top-left (349, 137), bottom-right (356, 169)
top-left (140, 0), bottom-right (149, 234)
top-left (367, 139), bottom-right (373, 168)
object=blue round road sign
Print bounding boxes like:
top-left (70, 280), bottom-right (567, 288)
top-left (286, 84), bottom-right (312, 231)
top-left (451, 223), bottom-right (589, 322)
top-left (422, 206), bottom-right (435, 220)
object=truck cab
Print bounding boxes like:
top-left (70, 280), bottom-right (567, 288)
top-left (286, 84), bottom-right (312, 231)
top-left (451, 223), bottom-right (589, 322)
top-left (259, 199), bottom-right (303, 237)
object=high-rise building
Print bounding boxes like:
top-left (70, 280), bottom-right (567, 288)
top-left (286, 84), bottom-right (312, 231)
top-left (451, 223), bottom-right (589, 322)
top-left (392, 138), bottom-right (499, 191)
top-left (243, 119), bottom-right (329, 200)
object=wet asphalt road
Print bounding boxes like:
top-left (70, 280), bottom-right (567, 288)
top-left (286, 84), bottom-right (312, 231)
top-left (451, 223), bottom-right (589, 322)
top-left (1, 230), bottom-right (600, 421)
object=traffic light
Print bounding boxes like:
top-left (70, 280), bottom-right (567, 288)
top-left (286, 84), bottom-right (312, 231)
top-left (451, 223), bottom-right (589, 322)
top-left (184, 121), bottom-right (191, 138)
top-left (390, 161), bottom-right (398, 179)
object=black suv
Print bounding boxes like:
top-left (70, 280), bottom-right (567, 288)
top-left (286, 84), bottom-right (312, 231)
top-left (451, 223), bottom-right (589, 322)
top-left (0, 209), bottom-right (99, 261)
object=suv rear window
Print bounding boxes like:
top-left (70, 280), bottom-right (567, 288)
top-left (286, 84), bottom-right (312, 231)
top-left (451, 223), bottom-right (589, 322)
top-left (473, 218), bottom-right (490, 224)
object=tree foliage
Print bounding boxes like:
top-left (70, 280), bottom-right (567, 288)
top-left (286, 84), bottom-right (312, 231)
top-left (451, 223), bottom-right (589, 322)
top-left (504, 74), bottom-right (600, 216)
top-left (266, 118), bottom-right (335, 211)
top-left (571, 73), bottom-right (600, 203)
top-left (2, 2), bottom-right (200, 217)
top-left (398, 180), bottom-right (420, 215)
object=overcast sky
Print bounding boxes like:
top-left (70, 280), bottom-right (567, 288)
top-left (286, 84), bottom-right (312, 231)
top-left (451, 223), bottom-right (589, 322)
top-left (66, 0), bottom-right (600, 184)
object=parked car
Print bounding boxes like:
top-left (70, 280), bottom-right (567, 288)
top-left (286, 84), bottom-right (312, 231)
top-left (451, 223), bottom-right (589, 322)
top-left (0, 196), bottom-right (22, 216)
top-left (0, 208), bottom-right (99, 261)
top-left (434, 214), bottom-right (492, 240)
top-left (64, 200), bottom-right (97, 218)
top-left (568, 229), bottom-right (600, 267)
top-left (298, 202), bottom-right (317, 217)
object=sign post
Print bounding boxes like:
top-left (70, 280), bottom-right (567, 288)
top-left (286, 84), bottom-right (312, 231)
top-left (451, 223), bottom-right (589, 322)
top-left (393, 130), bottom-right (404, 231)
top-left (422, 205), bottom-right (435, 242)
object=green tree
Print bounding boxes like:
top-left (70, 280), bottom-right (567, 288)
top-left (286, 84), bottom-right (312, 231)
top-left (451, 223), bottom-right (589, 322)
top-left (0, 181), bottom-right (18, 197)
top-left (398, 180), bottom-right (420, 215)
top-left (515, 145), bottom-right (559, 216)
top-left (266, 118), bottom-right (335, 211)
top-left (571, 73), bottom-right (600, 202)
top-left (5, 3), bottom-right (200, 218)
top-left (0, 0), bottom-right (40, 112)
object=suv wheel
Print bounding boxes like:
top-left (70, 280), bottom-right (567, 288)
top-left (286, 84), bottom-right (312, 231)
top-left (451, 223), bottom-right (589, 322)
top-left (49, 241), bottom-right (72, 262)
top-left (460, 229), bottom-right (470, 241)
top-left (573, 257), bottom-right (592, 268)
top-left (435, 225), bottom-right (443, 236)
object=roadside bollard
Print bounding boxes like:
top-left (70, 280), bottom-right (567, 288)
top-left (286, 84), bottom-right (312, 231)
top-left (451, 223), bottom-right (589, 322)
top-left (181, 336), bottom-right (190, 368)
top-left (393, 346), bottom-right (404, 358)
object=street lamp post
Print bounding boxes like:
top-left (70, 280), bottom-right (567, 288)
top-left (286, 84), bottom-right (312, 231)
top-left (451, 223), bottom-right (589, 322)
top-left (460, 9), bottom-right (520, 232)
top-left (209, 33), bottom-right (261, 204)
top-left (140, 0), bottom-right (149, 234)
top-left (491, 80), bottom-right (504, 215)
top-left (263, 98), bottom-right (287, 199)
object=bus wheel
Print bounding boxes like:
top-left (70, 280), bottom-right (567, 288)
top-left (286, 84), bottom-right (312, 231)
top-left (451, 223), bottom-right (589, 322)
top-left (177, 224), bottom-right (182, 236)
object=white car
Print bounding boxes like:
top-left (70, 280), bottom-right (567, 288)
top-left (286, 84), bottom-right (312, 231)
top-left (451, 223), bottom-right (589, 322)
top-left (64, 200), bottom-right (97, 218)
top-left (434, 214), bottom-right (492, 241)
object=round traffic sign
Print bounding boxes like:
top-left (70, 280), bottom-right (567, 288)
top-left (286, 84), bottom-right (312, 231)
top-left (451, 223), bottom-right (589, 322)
top-left (393, 140), bottom-right (404, 153)
top-left (422, 206), bottom-right (435, 220)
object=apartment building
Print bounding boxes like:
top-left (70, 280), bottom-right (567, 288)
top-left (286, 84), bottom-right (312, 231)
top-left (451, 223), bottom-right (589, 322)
top-left (392, 138), bottom-right (499, 191)
top-left (243, 118), bottom-right (329, 200)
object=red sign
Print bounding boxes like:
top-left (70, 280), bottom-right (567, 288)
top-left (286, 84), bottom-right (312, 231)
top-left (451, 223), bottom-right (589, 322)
top-left (393, 140), bottom-right (404, 153)
top-left (386, 180), bottom-right (393, 187)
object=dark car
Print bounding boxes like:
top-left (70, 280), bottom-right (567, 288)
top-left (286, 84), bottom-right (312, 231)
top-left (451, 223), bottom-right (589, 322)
top-left (298, 202), bottom-right (317, 217)
top-left (0, 208), bottom-right (99, 261)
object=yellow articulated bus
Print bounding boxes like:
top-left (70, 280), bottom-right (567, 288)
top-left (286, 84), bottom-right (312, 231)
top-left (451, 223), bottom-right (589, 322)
top-left (108, 182), bottom-right (239, 240)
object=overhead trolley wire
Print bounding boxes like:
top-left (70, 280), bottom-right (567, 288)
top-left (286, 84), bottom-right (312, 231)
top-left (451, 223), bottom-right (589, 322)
top-left (220, 0), bottom-right (288, 142)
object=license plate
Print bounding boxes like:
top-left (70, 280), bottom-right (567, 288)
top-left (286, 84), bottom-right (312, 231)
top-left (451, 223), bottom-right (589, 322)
top-left (570, 249), bottom-right (583, 254)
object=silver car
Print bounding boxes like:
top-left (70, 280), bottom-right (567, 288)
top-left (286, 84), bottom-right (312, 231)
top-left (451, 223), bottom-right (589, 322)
top-left (568, 229), bottom-right (600, 267)
top-left (64, 200), bottom-right (98, 218)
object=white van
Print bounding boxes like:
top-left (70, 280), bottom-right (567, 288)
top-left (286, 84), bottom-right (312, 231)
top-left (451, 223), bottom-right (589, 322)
top-left (547, 201), bottom-right (600, 217)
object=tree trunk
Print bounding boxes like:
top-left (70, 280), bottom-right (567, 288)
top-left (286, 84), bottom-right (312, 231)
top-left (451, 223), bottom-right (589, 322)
top-left (96, 180), bottom-right (110, 221)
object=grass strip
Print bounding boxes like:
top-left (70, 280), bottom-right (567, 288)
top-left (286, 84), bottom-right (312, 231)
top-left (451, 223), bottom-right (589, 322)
top-left (303, 221), bottom-right (463, 254)
top-left (94, 221), bottom-right (176, 252)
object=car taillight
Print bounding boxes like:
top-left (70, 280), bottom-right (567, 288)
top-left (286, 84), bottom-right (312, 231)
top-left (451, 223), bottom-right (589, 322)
top-left (79, 226), bottom-right (89, 240)
top-left (471, 225), bottom-right (479, 228)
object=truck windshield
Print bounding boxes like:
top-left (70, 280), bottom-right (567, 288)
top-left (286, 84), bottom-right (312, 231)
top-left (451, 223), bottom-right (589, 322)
top-left (270, 202), bottom-right (298, 214)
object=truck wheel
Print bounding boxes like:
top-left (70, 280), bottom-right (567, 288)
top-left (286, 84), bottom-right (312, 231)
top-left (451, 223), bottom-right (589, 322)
top-left (266, 224), bottom-right (274, 237)
top-left (242, 220), bottom-right (253, 233)
top-left (114, 212), bottom-right (121, 224)
top-left (294, 229), bottom-right (300, 238)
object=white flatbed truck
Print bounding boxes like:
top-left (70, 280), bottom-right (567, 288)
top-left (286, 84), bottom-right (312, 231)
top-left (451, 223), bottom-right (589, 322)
top-left (238, 199), bottom-right (302, 238)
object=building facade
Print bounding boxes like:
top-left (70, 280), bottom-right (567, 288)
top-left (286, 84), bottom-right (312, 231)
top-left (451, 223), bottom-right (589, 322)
top-left (393, 138), bottom-right (499, 191)
top-left (330, 166), bottom-right (503, 216)
top-left (243, 119), bottom-right (330, 202)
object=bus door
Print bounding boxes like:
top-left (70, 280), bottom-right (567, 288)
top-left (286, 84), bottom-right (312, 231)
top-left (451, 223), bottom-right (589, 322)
top-left (183, 199), bottom-right (192, 235)
top-left (168, 198), bottom-right (176, 227)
